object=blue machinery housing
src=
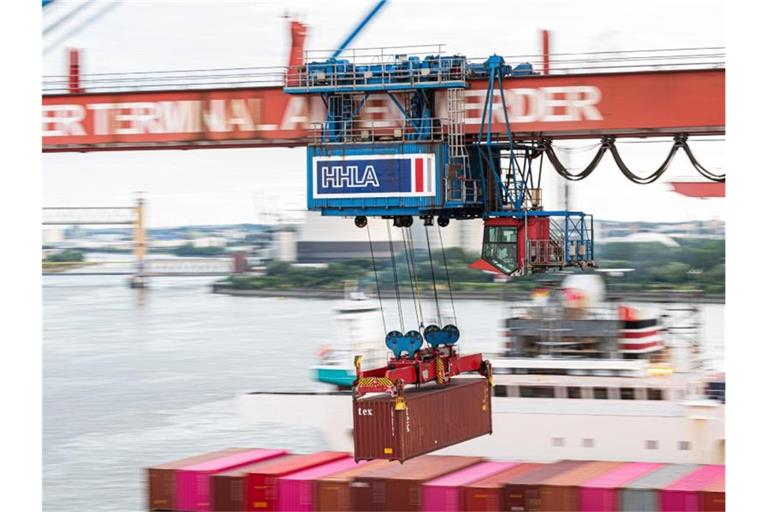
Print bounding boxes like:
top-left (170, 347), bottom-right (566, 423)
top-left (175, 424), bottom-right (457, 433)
top-left (286, 49), bottom-right (594, 274)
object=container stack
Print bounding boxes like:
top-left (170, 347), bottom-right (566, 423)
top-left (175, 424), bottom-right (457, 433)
top-left (147, 449), bottom-right (725, 512)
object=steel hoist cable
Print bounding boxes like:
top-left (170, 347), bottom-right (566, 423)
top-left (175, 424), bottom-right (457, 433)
top-left (437, 225), bottom-right (458, 326)
top-left (401, 225), bottom-right (424, 329)
top-left (366, 223), bottom-right (387, 335)
top-left (386, 222), bottom-right (405, 332)
top-left (423, 224), bottom-right (443, 326)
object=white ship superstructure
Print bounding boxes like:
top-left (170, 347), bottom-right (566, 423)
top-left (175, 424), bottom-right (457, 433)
top-left (242, 276), bottom-right (724, 464)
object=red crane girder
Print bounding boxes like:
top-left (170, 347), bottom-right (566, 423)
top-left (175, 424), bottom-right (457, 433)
top-left (42, 68), bottom-right (724, 152)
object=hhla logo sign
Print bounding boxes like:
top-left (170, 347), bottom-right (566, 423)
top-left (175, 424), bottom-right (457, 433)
top-left (321, 165), bottom-right (380, 189)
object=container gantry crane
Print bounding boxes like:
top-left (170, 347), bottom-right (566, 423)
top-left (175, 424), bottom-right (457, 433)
top-left (41, 2), bottom-right (725, 411)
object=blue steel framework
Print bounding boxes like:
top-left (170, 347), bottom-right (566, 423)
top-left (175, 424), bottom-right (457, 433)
top-left (285, 49), bottom-right (594, 276)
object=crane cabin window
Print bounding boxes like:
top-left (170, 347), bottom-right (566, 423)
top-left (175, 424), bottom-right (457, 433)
top-left (482, 225), bottom-right (518, 274)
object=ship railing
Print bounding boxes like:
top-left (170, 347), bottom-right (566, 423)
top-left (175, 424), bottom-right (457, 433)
top-left (308, 117), bottom-right (447, 145)
top-left (505, 304), bottom-right (619, 321)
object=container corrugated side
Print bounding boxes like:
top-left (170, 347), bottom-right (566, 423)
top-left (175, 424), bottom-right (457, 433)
top-left (244, 451), bottom-right (348, 511)
top-left (211, 455), bottom-right (298, 512)
top-left (276, 457), bottom-right (358, 512)
top-left (353, 379), bottom-right (492, 462)
top-left (147, 448), bottom-right (248, 511)
top-left (660, 465), bottom-right (725, 512)
top-left (503, 461), bottom-right (587, 511)
top-left (463, 463), bottom-right (543, 512)
top-left (619, 464), bottom-right (699, 512)
top-left (699, 476), bottom-right (725, 512)
top-left (421, 461), bottom-right (514, 512)
top-left (538, 461), bottom-right (623, 511)
top-left (175, 448), bottom-right (287, 511)
top-left (578, 462), bottom-right (662, 511)
top-left (316, 460), bottom-right (390, 512)
top-left (351, 455), bottom-right (484, 512)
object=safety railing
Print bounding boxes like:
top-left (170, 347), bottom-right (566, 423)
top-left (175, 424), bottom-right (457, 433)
top-left (527, 239), bottom-right (565, 268)
top-left (308, 117), bottom-right (446, 145)
top-left (285, 52), bottom-right (466, 91)
top-left (42, 66), bottom-right (287, 94)
top-left (445, 178), bottom-right (482, 204)
top-left (42, 46), bottom-right (723, 94)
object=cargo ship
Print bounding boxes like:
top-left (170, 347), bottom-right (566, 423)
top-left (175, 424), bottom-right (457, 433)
top-left (242, 275), bottom-right (724, 465)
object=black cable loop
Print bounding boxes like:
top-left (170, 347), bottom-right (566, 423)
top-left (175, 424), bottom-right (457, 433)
top-left (543, 137), bottom-right (612, 181)
top-left (544, 135), bottom-right (725, 185)
top-left (679, 138), bottom-right (726, 182)
top-left (366, 224), bottom-right (387, 336)
top-left (608, 136), bottom-right (683, 184)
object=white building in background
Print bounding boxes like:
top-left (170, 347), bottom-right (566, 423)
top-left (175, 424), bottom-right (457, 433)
top-left (270, 228), bottom-right (297, 262)
top-left (42, 227), bottom-right (64, 245)
top-left (192, 237), bottom-right (227, 248)
top-left (297, 212), bottom-right (483, 259)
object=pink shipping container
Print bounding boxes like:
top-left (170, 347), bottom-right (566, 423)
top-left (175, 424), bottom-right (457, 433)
top-left (579, 462), bottom-right (662, 511)
top-left (660, 465), bottom-right (725, 512)
top-left (175, 448), bottom-right (286, 511)
top-left (422, 461), bottom-right (516, 512)
top-left (276, 457), bottom-right (361, 512)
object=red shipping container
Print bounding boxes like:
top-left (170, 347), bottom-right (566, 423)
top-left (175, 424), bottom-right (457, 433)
top-left (244, 451), bottom-right (348, 511)
top-left (211, 455), bottom-right (298, 512)
top-left (276, 457), bottom-right (360, 512)
top-left (503, 461), bottom-right (587, 511)
top-left (578, 462), bottom-right (662, 511)
top-left (660, 465), bottom-right (725, 512)
top-left (351, 455), bottom-right (484, 511)
top-left (699, 476), bottom-right (725, 512)
top-left (463, 463), bottom-right (543, 512)
top-left (353, 379), bottom-right (492, 462)
top-left (315, 460), bottom-right (391, 512)
top-left (538, 461), bottom-right (623, 511)
top-left (147, 448), bottom-right (249, 511)
top-left (176, 448), bottom-right (286, 511)
top-left (421, 461), bottom-right (515, 512)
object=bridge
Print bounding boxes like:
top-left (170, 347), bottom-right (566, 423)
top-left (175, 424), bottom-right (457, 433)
top-left (42, 197), bottom-right (251, 285)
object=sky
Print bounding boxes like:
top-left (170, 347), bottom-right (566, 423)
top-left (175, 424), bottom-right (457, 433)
top-left (41, 0), bottom-right (726, 227)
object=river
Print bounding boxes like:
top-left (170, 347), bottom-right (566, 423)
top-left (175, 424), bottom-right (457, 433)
top-left (43, 275), bottom-right (724, 511)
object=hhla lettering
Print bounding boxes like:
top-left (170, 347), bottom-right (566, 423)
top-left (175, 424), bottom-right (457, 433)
top-left (321, 165), bottom-right (380, 189)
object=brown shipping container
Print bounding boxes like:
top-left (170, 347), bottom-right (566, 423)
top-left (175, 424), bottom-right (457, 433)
top-left (700, 476), bottom-right (726, 512)
top-left (351, 454), bottom-right (484, 512)
top-left (210, 455), bottom-right (298, 512)
top-left (538, 461), bottom-right (623, 511)
top-left (463, 463), bottom-right (544, 512)
top-left (353, 378), bottom-right (492, 462)
top-left (503, 461), bottom-right (587, 511)
top-left (147, 448), bottom-right (248, 511)
top-left (315, 460), bottom-right (391, 512)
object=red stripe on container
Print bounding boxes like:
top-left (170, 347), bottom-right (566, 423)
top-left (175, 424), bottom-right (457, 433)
top-left (415, 159), bottom-right (424, 192)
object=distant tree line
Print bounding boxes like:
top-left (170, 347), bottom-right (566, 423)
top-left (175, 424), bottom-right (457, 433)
top-left (226, 239), bottom-right (724, 295)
